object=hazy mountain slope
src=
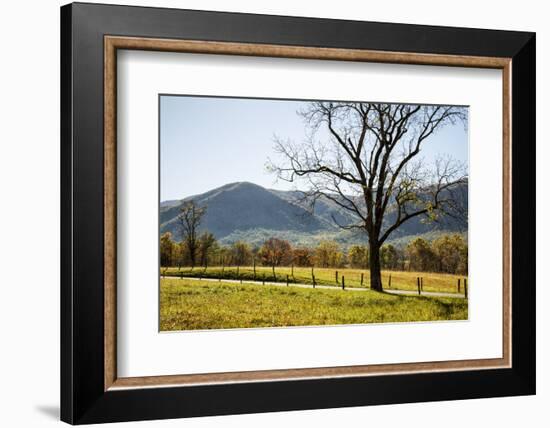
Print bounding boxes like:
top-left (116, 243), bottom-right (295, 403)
top-left (268, 189), bottom-right (361, 227)
top-left (160, 182), bottom-right (334, 240)
top-left (161, 181), bottom-right (468, 246)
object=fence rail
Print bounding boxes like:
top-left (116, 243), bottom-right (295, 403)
top-left (161, 265), bottom-right (468, 296)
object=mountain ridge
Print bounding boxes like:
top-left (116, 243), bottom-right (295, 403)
top-left (160, 181), bottom-right (467, 247)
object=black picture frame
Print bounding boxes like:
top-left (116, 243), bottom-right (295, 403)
top-left (61, 2), bottom-right (535, 424)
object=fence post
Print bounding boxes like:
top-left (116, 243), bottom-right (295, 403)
top-left (342, 276), bottom-right (345, 290)
top-left (291, 264), bottom-right (294, 277)
top-left (421, 277), bottom-right (424, 291)
top-left (286, 274), bottom-right (289, 286)
top-left (262, 274), bottom-right (265, 285)
top-left (464, 278), bottom-right (468, 299)
top-left (360, 273), bottom-right (364, 287)
top-left (417, 277), bottom-right (421, 295)
top-left (313, 275), bottom-right (316, 288)
top-left (388, 274), bottom-right (392, 288)
top-left (457, 278), bottom-right (461, 293)
top-left (335, 271), bottom-right (339, 284)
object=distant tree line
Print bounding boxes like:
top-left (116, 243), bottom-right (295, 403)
top-left (160, 230), bottom-right (467, 275)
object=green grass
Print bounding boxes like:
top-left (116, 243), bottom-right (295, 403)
top-left (161, 266), bottom-right (467, 294)
top-left (160, 278), bottom-right (468, 331)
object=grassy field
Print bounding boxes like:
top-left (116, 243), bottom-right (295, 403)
top-left (161, 266), bottom-right (466, 294)
top-left (160, 278), bottom-right (468, 331)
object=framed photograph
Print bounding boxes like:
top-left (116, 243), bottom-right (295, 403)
top-left (61, 2), bottom-right (535, 424)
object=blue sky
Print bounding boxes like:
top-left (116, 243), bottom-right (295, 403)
top-left (160, 95), bottom-right (468, 201)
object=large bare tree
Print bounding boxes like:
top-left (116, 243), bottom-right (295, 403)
top-left (269, 102), bottom-right (467, 291)
top-left (177, 200), bottom-right (207, 268)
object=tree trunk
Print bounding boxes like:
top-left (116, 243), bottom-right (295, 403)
top-left (369, 242), bottom-right (383, 291)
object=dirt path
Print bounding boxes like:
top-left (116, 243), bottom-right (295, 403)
top-left (161, 276), bottom-right (466, 299)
